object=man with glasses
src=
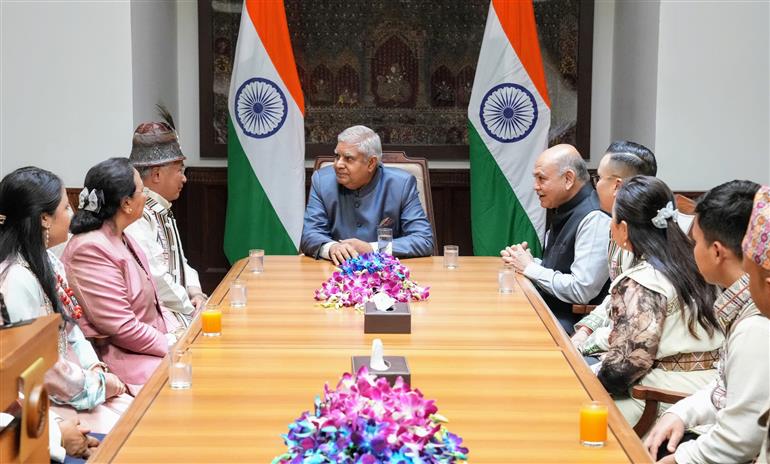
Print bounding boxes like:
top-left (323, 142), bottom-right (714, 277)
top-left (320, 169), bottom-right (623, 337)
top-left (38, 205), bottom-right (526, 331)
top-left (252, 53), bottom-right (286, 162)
top-left (572, 141), bottom-right (657, 361)
top-left (125, 121), bottom-right (206, 327)
top-left (592, 140), bottom-right (657, 213)
top-left (300, 125), bottom-right (433, 264)
top-left (501, 144), bottom-right (610, 334)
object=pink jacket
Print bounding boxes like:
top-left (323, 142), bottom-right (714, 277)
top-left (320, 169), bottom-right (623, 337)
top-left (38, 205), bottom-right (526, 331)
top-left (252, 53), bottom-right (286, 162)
top-left (62, 223), bottom-right (169, 390)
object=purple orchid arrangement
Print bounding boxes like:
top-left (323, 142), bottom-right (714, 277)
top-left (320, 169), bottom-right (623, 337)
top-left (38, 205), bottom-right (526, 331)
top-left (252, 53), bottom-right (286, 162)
top-left (314, 252), bottom-right (429, 310)
top-left (272, 367), bottom-right (469, 464)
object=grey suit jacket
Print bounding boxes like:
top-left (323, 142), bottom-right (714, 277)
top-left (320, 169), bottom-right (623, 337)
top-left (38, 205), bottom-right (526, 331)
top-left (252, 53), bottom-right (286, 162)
top-left (300, 164), bottom-right (433, 258)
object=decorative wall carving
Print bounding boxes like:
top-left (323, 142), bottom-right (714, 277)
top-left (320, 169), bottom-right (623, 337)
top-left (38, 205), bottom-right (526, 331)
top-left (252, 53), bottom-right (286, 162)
top-left (198, 0), bottom-right (594, 158)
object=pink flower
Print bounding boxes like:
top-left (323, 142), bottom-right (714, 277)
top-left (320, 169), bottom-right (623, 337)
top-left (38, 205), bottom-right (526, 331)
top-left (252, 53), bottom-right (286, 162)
top-left (313, 252), bottom-right (430, 310)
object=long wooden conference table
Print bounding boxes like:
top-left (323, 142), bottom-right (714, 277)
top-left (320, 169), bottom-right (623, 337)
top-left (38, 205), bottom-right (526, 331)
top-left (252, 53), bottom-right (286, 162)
top-left (89, 256), bottom-right (651, 463)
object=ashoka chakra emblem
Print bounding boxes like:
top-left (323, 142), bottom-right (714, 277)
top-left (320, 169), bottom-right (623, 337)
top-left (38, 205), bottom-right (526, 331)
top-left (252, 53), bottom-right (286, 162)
top-left (479, 83), bottom-right (538, 143)
top-left (234, 77), bottom-right (288, 139)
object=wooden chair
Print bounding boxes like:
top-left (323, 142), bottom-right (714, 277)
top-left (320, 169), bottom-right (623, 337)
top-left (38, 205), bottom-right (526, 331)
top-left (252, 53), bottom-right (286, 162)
top-left (675, 194), bottom-right (696, 236)
top-left (572, 304), bottom-right (597, 315)
top-left (314, 152), bottom-right (438, 255)
top-left (674, 194), bottom-right (696, 215)
top-left (1, 314), bottom-right (61, 463)
top-left (631, 385), bottom-right (688, 437)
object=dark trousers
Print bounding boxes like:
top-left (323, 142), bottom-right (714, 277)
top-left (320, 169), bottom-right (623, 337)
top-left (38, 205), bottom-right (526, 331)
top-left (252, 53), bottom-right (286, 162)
top-left (655, 431), bottom-right (699, 461)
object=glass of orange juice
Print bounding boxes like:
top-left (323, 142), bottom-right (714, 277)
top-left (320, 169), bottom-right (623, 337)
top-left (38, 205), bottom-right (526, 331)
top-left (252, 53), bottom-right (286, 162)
top-left (579, 401), bottom-right (608, 447)
top-left (201, 304), bottom-right (222, 337)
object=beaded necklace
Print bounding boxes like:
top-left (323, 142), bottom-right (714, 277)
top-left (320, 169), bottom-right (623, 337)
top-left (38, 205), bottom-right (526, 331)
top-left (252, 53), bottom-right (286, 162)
top-left (55, 273), bottom-right (83, 319)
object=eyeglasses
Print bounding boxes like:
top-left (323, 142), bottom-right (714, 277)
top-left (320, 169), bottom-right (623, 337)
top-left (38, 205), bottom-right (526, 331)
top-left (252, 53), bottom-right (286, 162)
top-left (590, 173), bottom-right (601, 188)
top-left (591, 173), bottom-right (621, 188)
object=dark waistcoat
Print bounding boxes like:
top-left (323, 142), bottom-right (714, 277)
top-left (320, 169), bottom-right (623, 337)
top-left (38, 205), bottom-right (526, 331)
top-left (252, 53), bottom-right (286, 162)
top-left (540, 183), bottom-right (610, 316)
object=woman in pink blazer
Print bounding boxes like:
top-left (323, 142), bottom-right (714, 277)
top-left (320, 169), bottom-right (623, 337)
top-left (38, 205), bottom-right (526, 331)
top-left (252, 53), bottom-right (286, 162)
top-left (63, 158), bottom-right (179, 395)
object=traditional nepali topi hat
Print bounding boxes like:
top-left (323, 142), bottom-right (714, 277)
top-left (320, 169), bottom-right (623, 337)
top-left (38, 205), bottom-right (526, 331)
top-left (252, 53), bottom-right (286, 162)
top-left (743, 185), bottom-right (770, 271)
top-left (129, 121), bottom-right (186, 168)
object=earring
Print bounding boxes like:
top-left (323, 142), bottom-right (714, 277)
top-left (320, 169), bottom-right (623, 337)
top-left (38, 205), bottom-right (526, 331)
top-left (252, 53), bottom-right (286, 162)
top-left (43, 226), bottom-right (50, 248)
top-left (128, 208), bottom-right (133, 214)
top-left (622, 241), bottom-right (627, 249)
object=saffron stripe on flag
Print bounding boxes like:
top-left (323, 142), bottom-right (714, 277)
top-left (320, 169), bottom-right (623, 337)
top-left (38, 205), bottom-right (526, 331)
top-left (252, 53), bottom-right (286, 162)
top-left (467, 0), bottom-right (549, 255)
top-left (225, 0), bottom-right (305, 262)
top-left (491, 0), bottom-right (550, 108)
top-left (245, 0), bottom-right (304, 115)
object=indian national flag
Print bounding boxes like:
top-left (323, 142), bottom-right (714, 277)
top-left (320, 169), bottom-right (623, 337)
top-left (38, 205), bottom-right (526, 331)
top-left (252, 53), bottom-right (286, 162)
top-left (468, 0), bottom-right (550, 256)
top-left (224, 0), bottom-right (305, 262)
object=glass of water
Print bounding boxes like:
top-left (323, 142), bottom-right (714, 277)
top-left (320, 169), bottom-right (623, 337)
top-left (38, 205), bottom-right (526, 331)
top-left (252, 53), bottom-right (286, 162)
top-left (377, 227), bottom-right (393, 255)
top-left (498, 266), bottom-right (516, 294)
top-left (248, 249), bottom-right (264, 273)
top-left (443, 245), bottom-right (459, 269)
top-left (169, 347), bottom-right (192, 390)
top-left (230, 280), bottom-right (247, 308)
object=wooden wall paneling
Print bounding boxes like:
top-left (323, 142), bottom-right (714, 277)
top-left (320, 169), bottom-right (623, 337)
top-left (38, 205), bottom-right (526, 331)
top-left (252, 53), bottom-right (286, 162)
top-left (430, 169), bottom-right (472, 254)
top-left (66, 189), bottom-right (81, 211)
top-left (174, 168), bottom-right (230, 293)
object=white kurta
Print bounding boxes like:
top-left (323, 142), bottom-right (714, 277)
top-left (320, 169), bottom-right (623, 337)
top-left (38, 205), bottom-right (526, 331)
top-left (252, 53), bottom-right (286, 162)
top-left (665, 276), bottom-right (770, 463)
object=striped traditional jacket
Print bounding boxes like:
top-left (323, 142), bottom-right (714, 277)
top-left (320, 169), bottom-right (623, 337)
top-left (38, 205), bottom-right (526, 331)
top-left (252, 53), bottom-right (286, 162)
top-left (125, 189), bottom-right (201, 327)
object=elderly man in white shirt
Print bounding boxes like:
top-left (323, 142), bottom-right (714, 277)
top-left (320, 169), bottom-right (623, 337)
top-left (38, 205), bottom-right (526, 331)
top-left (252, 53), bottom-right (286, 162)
top-left (125, 122), bottom-right (206, 327)
top-left (501, 144), bottom-right (610, 334)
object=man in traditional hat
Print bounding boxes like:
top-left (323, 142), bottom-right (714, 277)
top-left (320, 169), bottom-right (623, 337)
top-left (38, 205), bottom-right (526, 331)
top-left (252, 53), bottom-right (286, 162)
top-left (125, 122), bottom-right (206, 327)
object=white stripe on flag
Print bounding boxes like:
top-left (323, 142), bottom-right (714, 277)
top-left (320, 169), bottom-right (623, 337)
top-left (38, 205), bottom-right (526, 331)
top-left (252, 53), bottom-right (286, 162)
top-left (228, 11), bottom-right (305, 248)
top-left (468, 5), bottom-right (550, 243)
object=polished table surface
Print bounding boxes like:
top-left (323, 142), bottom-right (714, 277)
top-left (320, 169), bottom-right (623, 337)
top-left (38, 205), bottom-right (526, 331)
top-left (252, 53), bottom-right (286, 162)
top-left (194, 256), bottom-right (556, 350)
top-left (92, 256), bottom-right (651, 463)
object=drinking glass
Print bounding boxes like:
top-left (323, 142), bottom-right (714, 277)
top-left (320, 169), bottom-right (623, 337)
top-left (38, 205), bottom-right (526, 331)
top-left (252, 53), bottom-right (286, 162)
top-left (169, 347), bottom-right (192, 390)
top-left (229, 280), bottom-right (247, 308)
top-left (201, 304), bottom-right (222, 337)
top-left (377, 227), bottom-right (393, 255)
top-left (498, 266), bottom-right (516, 293)
top-left (579, 401), bottom-right (608, 447)
top-left (443, 245), bottom-right (459, 269)
top-left (248, 249), bottom-right (264, 273)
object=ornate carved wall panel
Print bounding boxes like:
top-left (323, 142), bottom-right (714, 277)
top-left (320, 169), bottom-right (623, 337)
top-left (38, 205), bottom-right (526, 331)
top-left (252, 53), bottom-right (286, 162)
top-left (198, 0), bottom-right (594, 159)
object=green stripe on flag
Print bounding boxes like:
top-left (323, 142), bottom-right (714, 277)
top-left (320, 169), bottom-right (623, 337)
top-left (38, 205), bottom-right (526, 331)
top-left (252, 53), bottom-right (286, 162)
top-left (469, 122), bottom-right (542, 257)
top-left (224, 119), bottom-right (297, 263)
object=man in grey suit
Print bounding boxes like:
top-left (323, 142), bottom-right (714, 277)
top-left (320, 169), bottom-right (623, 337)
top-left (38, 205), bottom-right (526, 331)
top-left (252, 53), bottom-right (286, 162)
top-left (300, 125), bottom-right (434, 264)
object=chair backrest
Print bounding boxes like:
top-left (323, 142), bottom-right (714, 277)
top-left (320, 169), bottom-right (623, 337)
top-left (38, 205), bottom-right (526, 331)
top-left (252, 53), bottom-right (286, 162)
top-left (313, 152), bottom-right (438, 255)
top-left (674, 193), bottom-right (696, 215)
top-left (674, 194), bottom-right (697, 235)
